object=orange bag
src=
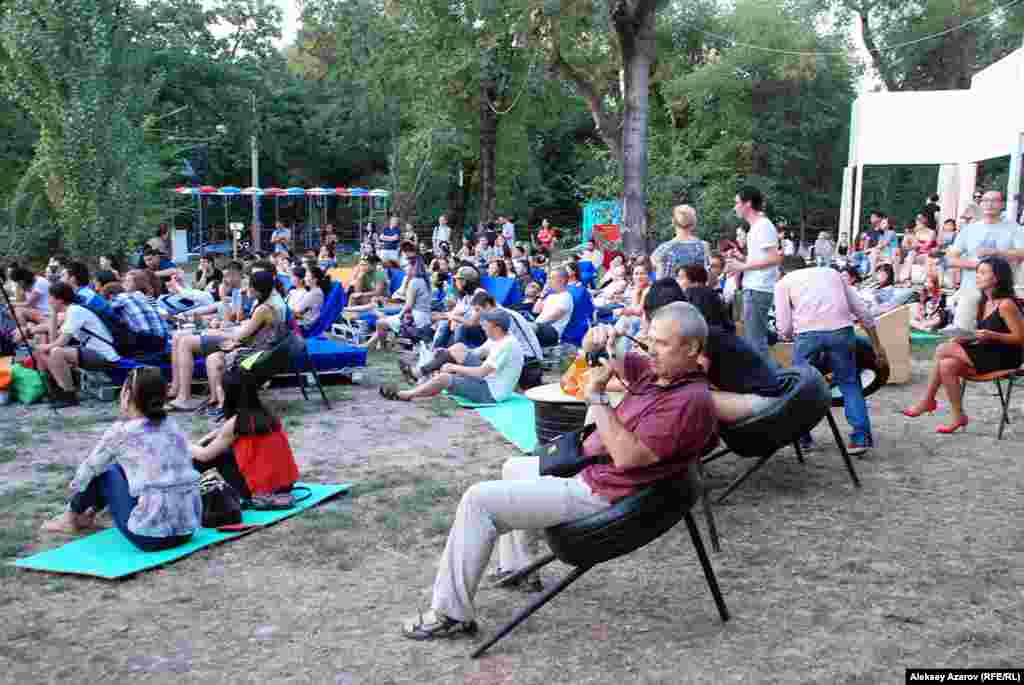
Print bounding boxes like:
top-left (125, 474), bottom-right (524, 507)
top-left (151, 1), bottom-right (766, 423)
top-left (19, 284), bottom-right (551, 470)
top-left (0, 357), bottom-right (12, 390)
top-left (559, 353), bottom-right (590, 400)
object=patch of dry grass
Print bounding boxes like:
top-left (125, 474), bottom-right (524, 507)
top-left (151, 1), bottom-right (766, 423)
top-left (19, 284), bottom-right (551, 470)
top-left (0, 357), bottom-right (1020, 683)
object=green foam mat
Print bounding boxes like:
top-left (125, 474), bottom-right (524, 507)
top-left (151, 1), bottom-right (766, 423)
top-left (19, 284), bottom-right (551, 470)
top-left (12, 482), bottom-right (351, 579)
top-left (910, 330), bottom-right (945, 343)
top-left (473, 394), bottom-right (538, 453)
top-left (443, 390), bottom-right (497, 408)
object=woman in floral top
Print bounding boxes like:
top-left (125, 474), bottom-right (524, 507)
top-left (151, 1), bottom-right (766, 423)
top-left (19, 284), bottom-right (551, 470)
top-left (42, 367), bottom-right (202, 551)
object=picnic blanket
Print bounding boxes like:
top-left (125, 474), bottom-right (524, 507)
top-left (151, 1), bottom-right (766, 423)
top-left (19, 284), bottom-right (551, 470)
top-left (12, 482), bottom-right (351, 579)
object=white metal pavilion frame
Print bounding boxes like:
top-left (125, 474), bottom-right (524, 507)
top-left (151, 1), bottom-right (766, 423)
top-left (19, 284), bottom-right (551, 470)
top-left (839, 48), bottom-right (1024, 244)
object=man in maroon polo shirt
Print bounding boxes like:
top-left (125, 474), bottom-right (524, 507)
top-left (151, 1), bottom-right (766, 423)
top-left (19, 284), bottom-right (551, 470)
top-left (401, 301), bottom-right (718, 641)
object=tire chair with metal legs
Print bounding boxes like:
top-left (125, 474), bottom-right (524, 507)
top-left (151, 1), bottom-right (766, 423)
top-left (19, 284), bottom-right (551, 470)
top-left (702, 364), bottom-right (861, 513)
top-left (814, 334), bottom-right (890, 410)
top-left (470, 464), bottom-right (729, 658)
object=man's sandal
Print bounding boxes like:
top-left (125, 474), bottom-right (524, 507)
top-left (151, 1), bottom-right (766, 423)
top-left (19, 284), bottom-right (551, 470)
top-left (379, 385), bottom-right (407, 401)
top-left (401, 610), bottom-right (478, 641)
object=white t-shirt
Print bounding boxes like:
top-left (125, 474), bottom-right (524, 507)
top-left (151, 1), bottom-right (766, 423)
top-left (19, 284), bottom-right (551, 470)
top-left (61, 304), bottom-right (120, 361)
top-left (31, 275), bottom-right (51, 314)
top-left (781, 238), bottom-right (795, 256)
top-left (502, 221), bottom-right (515, 241)
top-left (539, 290), bottom-right (574, 335)
top-left (951, 220), bottom-right (1024, 290)
top-left (432, 223), bottom-right (451, 248)
top-left (742, 216), bottom-right (780, 292)
top-left (480, 334), bottom-right (524, 402)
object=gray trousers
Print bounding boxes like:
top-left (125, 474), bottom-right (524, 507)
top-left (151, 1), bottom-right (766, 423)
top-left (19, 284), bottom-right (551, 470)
top-left (952, 283), bottom-right (982, 332)
top-left (430, 456), bottom-right (609, 622)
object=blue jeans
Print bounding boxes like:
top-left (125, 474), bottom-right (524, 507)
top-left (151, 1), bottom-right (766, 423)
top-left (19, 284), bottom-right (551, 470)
top-left (433, 321), bottom-right (485, 349)
top-left (792, 327), bottom-right (872, 445)
top-left (69, 464), bottom-right (193, 552)
top-left (742, 289), bottom-right (775, 360)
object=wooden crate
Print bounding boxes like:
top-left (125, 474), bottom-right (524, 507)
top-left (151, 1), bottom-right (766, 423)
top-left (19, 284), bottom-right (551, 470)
top-left (769, 304), bottom-right (911, 384)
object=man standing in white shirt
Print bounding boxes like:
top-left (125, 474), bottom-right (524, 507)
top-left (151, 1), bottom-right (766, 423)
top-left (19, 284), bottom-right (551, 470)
top-left (432, 214), bottom-right (452, 256)
top-left (532, 267), bottom-right (574, 346)
top-left (946, 191), bottom-right (1024, 331)
top-left (726, 186), bottom-right (783, 358)
top-left (500, 215), bottom-right (515, 243)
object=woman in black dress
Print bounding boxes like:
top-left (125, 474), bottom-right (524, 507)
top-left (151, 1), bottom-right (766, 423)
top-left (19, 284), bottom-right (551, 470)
top-left (903, 257), bottom-right (1024, 433)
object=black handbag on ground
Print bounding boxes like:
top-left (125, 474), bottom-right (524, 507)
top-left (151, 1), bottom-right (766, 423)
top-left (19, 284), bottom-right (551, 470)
top-left (199, 471), bottom-right (243, 528)
top-left (536, 424), bottom-right (605, 478)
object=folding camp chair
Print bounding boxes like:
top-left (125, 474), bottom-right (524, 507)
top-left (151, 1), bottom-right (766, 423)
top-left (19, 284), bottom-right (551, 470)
top-left (960, 368), bottom-right (1023, 440)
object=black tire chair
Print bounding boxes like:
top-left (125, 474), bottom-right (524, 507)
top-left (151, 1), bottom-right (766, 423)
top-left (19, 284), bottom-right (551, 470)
top-left (703, 364), bottom-right (860, 510)
top-left (471, 464), bottom-right (728, 658)
top-left (809, 335), bottom-right (889, 408)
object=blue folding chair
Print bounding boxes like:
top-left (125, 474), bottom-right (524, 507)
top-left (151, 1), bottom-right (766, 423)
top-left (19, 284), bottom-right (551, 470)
top-left (561, 285), bottom-right (594, 347)
top-left (577, 261), bottom-right (598, 289)
top-left (387, 268), bottom-right (405, 296)
top-left (301, 282), bottom-right (348, 339)
top-left (480, 276), bottom-right (523, 308)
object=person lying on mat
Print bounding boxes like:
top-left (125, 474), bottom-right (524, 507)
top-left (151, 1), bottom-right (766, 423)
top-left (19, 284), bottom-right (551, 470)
top-left (400, 302), bottom-right (717, 640)
top-left (902, 256), bottom-right (1024, 434)
top-left (381, 308), bottom-right (523, 404)
top-left (41, 367), bottom-right (202, 552)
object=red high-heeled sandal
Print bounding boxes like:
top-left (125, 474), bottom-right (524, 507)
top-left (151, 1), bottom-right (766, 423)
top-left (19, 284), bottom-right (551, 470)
top-left (901, 399), bottom-right (938, 418)
top-left (936, 415), bottom-right (969, 434)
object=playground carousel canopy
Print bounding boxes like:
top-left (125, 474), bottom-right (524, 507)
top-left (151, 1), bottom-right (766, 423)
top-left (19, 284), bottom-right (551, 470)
top-left (173, 186), bottom-right (391, 197)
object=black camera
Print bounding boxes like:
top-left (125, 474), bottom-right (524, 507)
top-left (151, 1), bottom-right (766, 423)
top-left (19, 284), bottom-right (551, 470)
top-left (586, 350), bottom-right (608, 367)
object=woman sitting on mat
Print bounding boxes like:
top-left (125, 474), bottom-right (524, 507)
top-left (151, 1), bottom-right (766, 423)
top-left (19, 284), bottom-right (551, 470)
top-left (903, 257), bottom-right (1024, 433)
top-left (42, 367), bottom-right (202, 551)
top-left (190, 405), bottom-right (299, 501)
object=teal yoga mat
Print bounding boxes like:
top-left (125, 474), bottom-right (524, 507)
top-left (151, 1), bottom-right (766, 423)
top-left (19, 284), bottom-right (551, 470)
top-left (443, 390), bottom-right (497, 408)
top-left (12, 482), bottom-right (351, 579)
top-left (910, 330), bottom-right (944, 343)
top-left (473, 394), bottom-right (538, 453)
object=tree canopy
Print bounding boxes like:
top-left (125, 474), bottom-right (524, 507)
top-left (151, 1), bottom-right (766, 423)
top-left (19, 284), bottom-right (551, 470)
top-left (0, 0), bottom-right (1018, 258)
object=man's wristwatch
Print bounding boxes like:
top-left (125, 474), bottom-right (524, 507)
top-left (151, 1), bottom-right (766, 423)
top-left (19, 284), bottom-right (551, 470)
top-left (586, 392), bottom-right (611, 407)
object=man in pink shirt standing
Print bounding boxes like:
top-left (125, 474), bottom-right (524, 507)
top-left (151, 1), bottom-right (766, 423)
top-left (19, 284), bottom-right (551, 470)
top-left (774, 257), bottom-right (888, 455)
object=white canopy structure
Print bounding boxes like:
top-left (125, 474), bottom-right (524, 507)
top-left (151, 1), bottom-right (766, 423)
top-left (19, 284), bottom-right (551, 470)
top-left (840, 47), bottom-right (1024, 242)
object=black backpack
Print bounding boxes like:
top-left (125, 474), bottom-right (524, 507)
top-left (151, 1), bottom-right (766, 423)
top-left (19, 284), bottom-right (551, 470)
top-left (76, 295), bottom-right (139, 356)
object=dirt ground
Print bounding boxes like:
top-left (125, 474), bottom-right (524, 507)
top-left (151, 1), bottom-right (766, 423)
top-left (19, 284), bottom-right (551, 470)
top-left (0, 347), bottom-right (1021, 684)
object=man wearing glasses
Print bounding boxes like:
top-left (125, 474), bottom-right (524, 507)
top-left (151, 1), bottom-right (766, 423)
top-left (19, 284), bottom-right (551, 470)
top-left (963, 190), bottom-right (984, 224)
top-left (945, 191), bottom-right (1024, 332)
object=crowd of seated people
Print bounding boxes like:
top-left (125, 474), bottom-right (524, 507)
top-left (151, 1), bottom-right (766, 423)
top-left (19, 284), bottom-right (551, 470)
top-left (1, 233), bottom-right (344, 412)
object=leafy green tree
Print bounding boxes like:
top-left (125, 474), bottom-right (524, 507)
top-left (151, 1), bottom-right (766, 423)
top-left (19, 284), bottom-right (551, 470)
top-left (1, 0), bottom-right (168, 257)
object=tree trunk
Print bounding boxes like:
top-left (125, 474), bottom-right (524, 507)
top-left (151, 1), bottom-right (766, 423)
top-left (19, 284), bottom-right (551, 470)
top-left (479, 77), bottom-right (498, 226)
top-left (614, 1), bottom-right (657, 255)
top-left (448, 159), bottom-right (470, 247)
